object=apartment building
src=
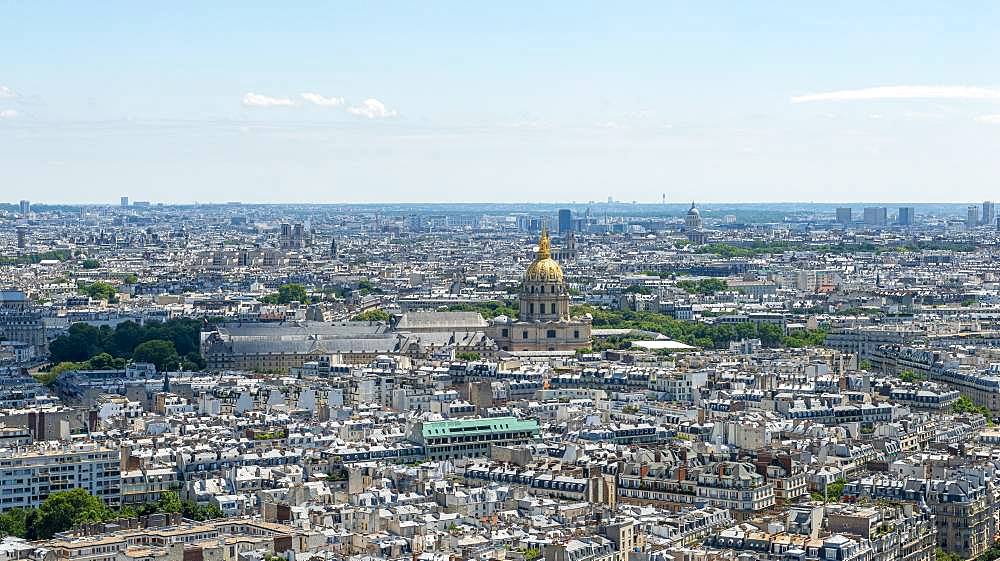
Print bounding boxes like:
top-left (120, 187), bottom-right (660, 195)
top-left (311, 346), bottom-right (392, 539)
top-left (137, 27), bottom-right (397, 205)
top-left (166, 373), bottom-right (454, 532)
top-left (695, 461), bottom-right (776, 518)
top-left (0, 443), bottom-right (121, 511)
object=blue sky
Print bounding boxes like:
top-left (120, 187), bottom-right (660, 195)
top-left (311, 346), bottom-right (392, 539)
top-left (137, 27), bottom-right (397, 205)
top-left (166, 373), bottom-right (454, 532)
top-left (2, 1), bottom-right (1000, 204)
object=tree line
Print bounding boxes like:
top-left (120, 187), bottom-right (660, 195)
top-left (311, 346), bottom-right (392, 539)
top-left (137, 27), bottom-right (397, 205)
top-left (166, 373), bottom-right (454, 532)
top-left (48, 318), bottom-right (206, 373)
top-left (571, 305), bottom-right (826, 350)
top-left (0, 489), bottom-right (221, 540)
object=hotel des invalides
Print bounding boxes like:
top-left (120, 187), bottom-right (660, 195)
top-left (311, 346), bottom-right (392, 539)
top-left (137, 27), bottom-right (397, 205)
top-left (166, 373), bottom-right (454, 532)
top-left (486, 229), bottom-right (593, 353)
top-left (201, 229), bottom-right (591, 370)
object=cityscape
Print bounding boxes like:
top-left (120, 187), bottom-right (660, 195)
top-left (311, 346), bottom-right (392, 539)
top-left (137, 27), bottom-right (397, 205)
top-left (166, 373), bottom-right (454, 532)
top-left (1, 198), bottom-right (1000, 561)
top-left (5, 2), bottom-right (1000, 561)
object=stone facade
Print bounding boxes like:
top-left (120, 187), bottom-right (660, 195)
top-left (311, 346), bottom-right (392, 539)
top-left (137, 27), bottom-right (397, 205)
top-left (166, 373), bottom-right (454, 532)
top-left (489, 230), bottom-right (591, 352)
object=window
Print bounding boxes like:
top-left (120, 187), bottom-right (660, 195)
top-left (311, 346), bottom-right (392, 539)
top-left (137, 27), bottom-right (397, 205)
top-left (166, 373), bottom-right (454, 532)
top-left (501, 329), bottom-right (509, 337)
top-left (574, 330), bottom-right (580, 339)
top-left (547, 329), bottom-right (556, 338)
top-left (522, 331), bottom-right (529, 339)
top-left (551, 303), bottom-right (556, 314)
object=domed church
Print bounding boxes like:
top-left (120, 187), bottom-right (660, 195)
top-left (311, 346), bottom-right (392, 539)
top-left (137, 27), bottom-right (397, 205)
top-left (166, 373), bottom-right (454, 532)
top-left (488, 229), bottom-right (592, 352)
top-left (684, 201), bottom-right (708, 244)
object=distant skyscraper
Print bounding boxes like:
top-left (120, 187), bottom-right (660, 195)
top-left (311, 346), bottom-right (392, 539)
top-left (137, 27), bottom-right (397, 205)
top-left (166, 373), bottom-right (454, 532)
top-left (558, 209), bottom-right (573, 233)
top-left (897, 207), bottom-right (915, 226)
top-left (120, 196), bottom-right (129, 207)
top-left (967, 205), bottom-right (980, 229)
top-left (18, 200), bottom-right (30, 216)
top-left (982, 200), bottom-right (995, 225)
top-left (15, 225), bottom-right (27, 249)
top-left (835, 207), bottom-right (853, 225)
top-left (863, 207), bottom-right (887, 227)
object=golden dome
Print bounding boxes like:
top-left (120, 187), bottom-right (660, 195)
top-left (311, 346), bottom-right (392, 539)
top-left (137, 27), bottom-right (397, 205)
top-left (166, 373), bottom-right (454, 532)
top-left (524, 229), bottom-right (564, 283)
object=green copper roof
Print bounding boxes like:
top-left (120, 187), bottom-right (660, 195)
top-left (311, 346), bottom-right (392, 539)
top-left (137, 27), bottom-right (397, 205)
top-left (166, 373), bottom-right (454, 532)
top-left (421, 416), bottom-right (539, 438)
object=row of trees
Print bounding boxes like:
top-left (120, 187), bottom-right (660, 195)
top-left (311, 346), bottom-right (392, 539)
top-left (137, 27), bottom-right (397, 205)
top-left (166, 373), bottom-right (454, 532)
top-left (0, 489), bottom-right (220, 540)
top-left (446, 301), bottom-right (519, 319)
top-left (675, 278), bottom-right (728, 295)
top-left (0, 249), bottom-right (74, 266)
top-left (571, 305), bottom-right (826, 350)
top-left (48, 319), bottom-right (205, 372)
top-left (258, 281), bottom-right (386, 304)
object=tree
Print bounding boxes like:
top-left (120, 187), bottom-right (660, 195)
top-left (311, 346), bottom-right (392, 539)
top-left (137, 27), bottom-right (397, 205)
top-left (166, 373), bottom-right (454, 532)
top-left (87, 352), bottom-right (122, 370)
top-left (676, 278), bottom-right (728, 295)
top-left (0, 508), bottom-right (28, 538)
top-left (183, 351), bottom-right (206, 371)
top-left (275, 284), bottom-right (309, 304)
top-left (157, 491), bottom-right (182, 514)
top-left (456, 351), bottom-right (481, 361)
top-left (201, 503), bottom-right (223, 520)
top-left (936, 548), bottom-right (962, 561)
top-left (29, 488), bottom-right (112, 539)
top-left (781, 329), bottom-right (828, 348)
top-left (49, 323), bottom-right (106, 362)
top-left (825, 479), bottom-right (846, 500)
top-left (181, 500), bottom-right (222, 521)
top-left (756, 322), bottom-right (784, 348)
top-left (356, 278), bottom-right (382, 295)
top-left (81, 259), bottom-right (101, 269)
top-left (133, 339), bottom-right (180, 372)
top-left (952, 395), bottom-right (993, 424)
top-left (352, 309), bottom-right (390, 322)
top-left (82, 281), bottom-right (117, 302)
top-left (50, 361), bottom-right (86, 374)
top-left (899, 370), bottom-right (926, 383)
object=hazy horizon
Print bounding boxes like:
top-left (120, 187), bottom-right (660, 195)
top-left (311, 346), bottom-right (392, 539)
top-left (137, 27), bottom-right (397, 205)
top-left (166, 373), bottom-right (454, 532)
top-left (3, 2), bottom-right (1000, 203)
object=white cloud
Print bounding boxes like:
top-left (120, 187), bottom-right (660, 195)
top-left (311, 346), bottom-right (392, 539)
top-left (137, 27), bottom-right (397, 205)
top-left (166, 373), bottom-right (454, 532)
top-left (301, 92), bottom-right (345, 107)
top-left (347, 98), bottom-right (397, 119)
top-left (0, 109), bottom-right (18, 119)
top-left (791, 86), bottom-right (1000, 103)
top-left (242, 92), bottom-right (295, 108)
top-left (975, 114), bottom-right (1000, 125)
top-left (0, 86), bottom-right (16, 99)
